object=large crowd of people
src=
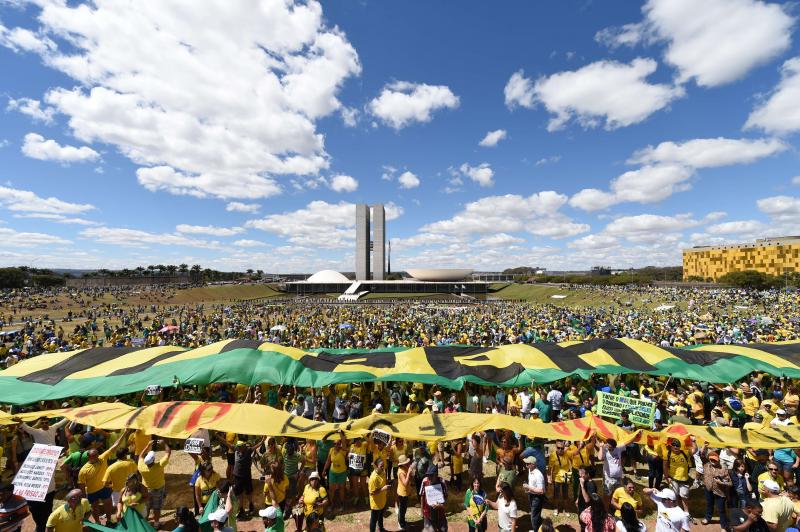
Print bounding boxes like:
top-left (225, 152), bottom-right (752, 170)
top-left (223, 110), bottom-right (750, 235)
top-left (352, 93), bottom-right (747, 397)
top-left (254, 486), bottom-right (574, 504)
top-left (2, 283), bottom-right (800, 531)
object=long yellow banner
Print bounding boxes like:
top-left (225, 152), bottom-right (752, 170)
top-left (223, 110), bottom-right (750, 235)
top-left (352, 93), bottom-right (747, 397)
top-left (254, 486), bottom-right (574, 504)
top-left (11, 401), bottom-right (800, 450)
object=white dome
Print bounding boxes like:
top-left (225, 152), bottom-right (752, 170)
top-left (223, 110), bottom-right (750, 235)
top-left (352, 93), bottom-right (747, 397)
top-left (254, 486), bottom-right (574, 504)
top-left (307, 270), bottom-right (350, 283)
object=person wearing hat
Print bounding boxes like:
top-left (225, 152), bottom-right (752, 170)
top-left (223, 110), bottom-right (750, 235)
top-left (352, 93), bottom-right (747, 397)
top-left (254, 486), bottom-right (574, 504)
top-left (522, 455), bottom-right (545, 532)
top-left (0, 481), bottom-right (29, 532)
top-left (643, 487), bottom-right (690, 532)
top-left (395, 454), bottom-right (412, 530)
top-left (760, 478), bottom-right (795, 531)
top-left (208, 508), bottom-right (233, 532)
top-left (405, 394), bottom-right (421, 414)
top-left (701, 449), bottom-right (731, 528)
top-left (259, 503), bottom-right (284, 532)
top-left (137, 439), bottom-right (171, 527)
top-left (367, 458), bottom-right (389, 532)
top-left (45, 489), bottom-right (92, 532)
top-left (419, 464), bottom-right (447, 531)
top-left (299, 471), bottom-right (327, 531)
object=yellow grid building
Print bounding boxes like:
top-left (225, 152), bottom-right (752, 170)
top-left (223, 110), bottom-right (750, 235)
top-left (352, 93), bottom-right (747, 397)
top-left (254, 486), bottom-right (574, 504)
top-left (683, 236), bottom-right (800, 281)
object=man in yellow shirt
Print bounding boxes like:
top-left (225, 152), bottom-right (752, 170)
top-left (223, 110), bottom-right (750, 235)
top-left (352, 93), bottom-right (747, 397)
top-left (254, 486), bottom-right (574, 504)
top-left (45, 489), bottom-right (92, 532)
top-left (740, 385), bottom-right (760, 419)
top-left (663, 439), bottom-right (693, 514)
top-left (611, 478), bottom-right (643, 517)
top-left (78, 429), bottom-right (127, 523)
top-left (368, 458), bottom-right (389, 532)
top-left (547, 441), bottom-right (572, 516)
top-left (101, 447), bottom-right (137, 509)
top-left (137, 440), bottom-right (171, 527)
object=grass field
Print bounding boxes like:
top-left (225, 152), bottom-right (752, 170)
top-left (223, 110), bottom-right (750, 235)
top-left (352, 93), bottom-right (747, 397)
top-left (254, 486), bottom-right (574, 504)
top-left (165, 283), bottom-right (283, 303)
top-left (490, 283), bottom-right (683, 309)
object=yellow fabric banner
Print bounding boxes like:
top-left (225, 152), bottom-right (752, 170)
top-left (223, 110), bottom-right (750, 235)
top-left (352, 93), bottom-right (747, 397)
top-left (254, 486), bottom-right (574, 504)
top-left (11, 401), bottom-right (800, 449)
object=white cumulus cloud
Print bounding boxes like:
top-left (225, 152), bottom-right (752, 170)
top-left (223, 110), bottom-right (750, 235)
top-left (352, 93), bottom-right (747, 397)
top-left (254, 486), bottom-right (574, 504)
top-left (22, 133), bottom-right (99, 163)
top-left (368, 81), bottom-right (459, 129)
top-left (397, 171), bottom-right (420, 189)
top-left (629, 137), bottom-right (787, 168)
top-left (226, 202), bottom-right (260, 213)
top-left (507, 58), bottom-right (684, 131)
top-left (459, 163), bottom-right (495, 187)
top-left (7, 98), bottom-right (55, 123)
top-left (478, 129), bottom-right (507, 147)
top-left (504, 71), bottom-right (535, 109)
top-left (745, 58), bottom-right (800, 135)
top-left (0, 185), bottom-right (94, 214)
top-left (1, 1), bottom-right (362, 199)
top-left (175, 224), bottom-right (244, 237)
top-left (329, 174), bottom-right (358, 193)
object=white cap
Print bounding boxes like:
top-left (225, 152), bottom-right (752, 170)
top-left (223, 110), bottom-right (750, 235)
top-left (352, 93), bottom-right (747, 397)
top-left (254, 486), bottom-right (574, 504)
top-left (763, 479), bottom-right (781, 493)
top-left (144, 451), bottom-right (156, 466)
top-left (655, 488), bottom-right (676, 500)
top-left (259, 507), bottom-right (277, 519)
top-left (374, 403), bottom-right (383, 411)
top-left (531, 408), bottom-right (539, 414)
top-left (209, 509), bottom-right (228, 523)
top-left (630, 390), bottom-right (639, 396)
top-left (308, 471), bottom-right (320, 480)
top-left (777, 409), bottom-right (787, 415)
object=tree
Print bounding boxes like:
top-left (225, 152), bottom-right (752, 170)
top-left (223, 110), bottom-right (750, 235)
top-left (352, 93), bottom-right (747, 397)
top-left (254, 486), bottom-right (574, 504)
top-left (718, 270), bottom-right (781, 290)
top-left (0, 268), bottom-right (27, 288)
top-left (178, 264), bottom-right (189, 273)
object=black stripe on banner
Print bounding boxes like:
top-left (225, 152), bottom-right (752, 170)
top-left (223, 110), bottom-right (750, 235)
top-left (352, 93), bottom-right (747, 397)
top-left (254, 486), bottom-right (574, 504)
top-left (219, 339), bottom-right (264, 353)
top-left (299, 351), bottom-right (397, 372)
top-left (743, 343), bottom-right (800, 367)
top-left (424, 346), bottom-right (526, 383)
top-left (18, 347), bottom-right (141, 385)
top-left (108, 349), bottom-right (187, 376)
top-left (534, 341), bottom-right (606, 372)
top-left (665, 348), bottom-right (737, 366)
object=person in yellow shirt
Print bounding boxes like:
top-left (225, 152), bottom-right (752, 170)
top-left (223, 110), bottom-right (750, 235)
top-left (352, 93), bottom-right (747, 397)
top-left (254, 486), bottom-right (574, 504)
top-left (117, 473), bottom-right (148, 519)
top-left (78, 429), bottom-right (128, 523)
top-left (368, 458), bottom-right (389, 532)
top-left (323, 432), bottom-right (347, 513)
top-left (137, 440), bottom-right (171, 527)
top-left (102, 447), bottom-right (137, 509)
top-left (758, 461), bottom-right (786, 497)
top-left (663, 439), bottom-right (693, 514)
top-left (45, 489), bottom-right (92, 532)
top-left (568, 438), bottom-right (594, 501)
top-left (263, 462), bottom-right (288, 511)
top-left (611, 478), bottom-right (643, 518)
top-left (395, 455), bottom-right (412, 530)
top-left (740, 385), bottom-right (760, 419)
top-left (299, 472), bottom-right (327, 531)
top-left (194, 463), bottom-right (220, 515)
top-left (348, 437), bottom-right (369, 506)
top-left (547, 441), bottom-right (572, 516)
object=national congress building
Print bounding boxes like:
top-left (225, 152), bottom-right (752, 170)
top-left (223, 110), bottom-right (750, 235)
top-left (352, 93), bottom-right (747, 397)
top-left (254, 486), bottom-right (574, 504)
top-left (683, 236), bottom-right (800, 281)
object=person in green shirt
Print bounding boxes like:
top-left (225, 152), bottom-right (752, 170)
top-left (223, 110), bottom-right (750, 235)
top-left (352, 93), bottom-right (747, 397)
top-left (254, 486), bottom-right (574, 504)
top-left (259, 505), bottom-right (284, 532)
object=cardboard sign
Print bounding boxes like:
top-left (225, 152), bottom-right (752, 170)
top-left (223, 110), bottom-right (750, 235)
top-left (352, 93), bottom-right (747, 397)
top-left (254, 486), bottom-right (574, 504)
top-left (372, 429), bottom-right (391, 447)
top-left (424, 484), bottom-right (445, 505)
top-left (596, 391), bottom-right (656, 427)
top-left (184, 438), bottom-right (205, 454)
top-left (145, 385), bottom-right (162, 396)
top-left (131, 337), bottom-right (146, 347)
top-left (348, 453), bottom-right (365, 470)
top-left (13, 444), bottom-right (62, 501)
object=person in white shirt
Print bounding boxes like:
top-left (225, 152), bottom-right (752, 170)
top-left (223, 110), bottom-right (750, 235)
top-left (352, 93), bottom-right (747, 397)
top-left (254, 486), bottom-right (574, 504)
top-left (519, 390), bottom-right (532, 418)
top-left (600, 439), bottom-right (625, 498)
top-left (522, 455), bottom-right (545, 532)
top-left (546, 385), bottom-right (564, 420)
top-left (771, 409), bottom-right (791, 427)
top-left (643, 487), bottom-right (690, 532)
top-left (17, 416), bottom-right (70, 446)
top-left (487, 482), bottom-right (517, 532)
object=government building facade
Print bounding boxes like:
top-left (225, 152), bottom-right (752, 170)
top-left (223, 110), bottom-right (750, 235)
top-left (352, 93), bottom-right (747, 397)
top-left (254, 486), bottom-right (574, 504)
top-left (683, 236), bottom-right (800, 281)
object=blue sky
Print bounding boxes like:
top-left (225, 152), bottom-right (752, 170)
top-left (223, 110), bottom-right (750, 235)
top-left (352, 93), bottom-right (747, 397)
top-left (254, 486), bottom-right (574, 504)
top-left (0, 0), bottom-right (799, 273)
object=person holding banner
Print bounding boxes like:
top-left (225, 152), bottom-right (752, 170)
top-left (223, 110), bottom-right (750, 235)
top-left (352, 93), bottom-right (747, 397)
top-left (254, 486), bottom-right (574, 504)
top-left (348, 437), bottom-right (369, 507)
top-left (419, 464), bottom-right (447, 532)
top-left (137, 439), bottom-right (171, 527)
top-left (77, 428), bottom-right (129, 524)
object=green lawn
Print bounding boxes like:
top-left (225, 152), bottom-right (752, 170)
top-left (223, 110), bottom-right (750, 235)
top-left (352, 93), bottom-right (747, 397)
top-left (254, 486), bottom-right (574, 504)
top-left (490, 283), bottom-right (678, 308)
top-left (168, 283), bottom-right (283, 303)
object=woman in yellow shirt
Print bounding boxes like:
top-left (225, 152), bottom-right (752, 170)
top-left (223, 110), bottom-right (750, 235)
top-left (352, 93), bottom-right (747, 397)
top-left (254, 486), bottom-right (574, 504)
top-left (263, 462), bottom-right (289, 513)
top-left (396, 455), bottom-right (412, 531)
top-left (117, 473), bottom-right (148, 519)
top-left (348, 438), bottom-right (369, 506)
top-left (450, 439), bottom-right (465, 491)
top-left (323, 433), bottom-right (348, 513)
top-left (193, 463), bottom-right (219, 515)
top-left (297, 472), bottom-right (327, 531)
top-left (298, 439), bottom-right (317, 494)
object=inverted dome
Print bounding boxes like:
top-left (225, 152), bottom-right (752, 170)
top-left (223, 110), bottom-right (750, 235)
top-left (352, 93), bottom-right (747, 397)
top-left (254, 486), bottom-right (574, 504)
top-left (406, 268), bottom-right (473, 281)
top-left (307, 270), bottom-right (350, 283)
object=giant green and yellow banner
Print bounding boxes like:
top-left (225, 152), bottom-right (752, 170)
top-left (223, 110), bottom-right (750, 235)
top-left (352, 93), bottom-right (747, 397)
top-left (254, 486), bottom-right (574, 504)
top-left (3, 338), bottom-right (800, 404)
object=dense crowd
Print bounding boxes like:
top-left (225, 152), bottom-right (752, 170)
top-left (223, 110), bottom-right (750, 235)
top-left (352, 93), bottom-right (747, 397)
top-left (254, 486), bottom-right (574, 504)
top-left (2, 285), bottom-right (800, 368)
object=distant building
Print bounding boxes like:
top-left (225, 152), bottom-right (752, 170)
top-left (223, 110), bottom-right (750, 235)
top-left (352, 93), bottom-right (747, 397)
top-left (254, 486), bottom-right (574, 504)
top-left (355, 203), bottom-right (386, 281)
top-left (355, 204), bottom-right (370, 280)
top-left (683, 236), bottom-right (800, 281)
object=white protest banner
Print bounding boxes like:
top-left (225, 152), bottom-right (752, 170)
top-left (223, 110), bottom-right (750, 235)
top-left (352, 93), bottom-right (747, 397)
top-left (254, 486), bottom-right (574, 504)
top-left (13, 444), bottom-right (62, 501)
top-left (596, 391), bottom-right (656, 427)
top-left (372, 429), bottom-right (391, 447)
top-left (425, 484), bottom-right (445, 505)
top-left (184, 438), bottom-right (205, 454)
top-left (145, 385), bottom-right (162, 396)
top-left (131, 337), bottom-right (146, 347)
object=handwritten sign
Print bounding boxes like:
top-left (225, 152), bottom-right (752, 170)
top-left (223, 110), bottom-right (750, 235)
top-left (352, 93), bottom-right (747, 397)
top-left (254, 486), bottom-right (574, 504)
top-left (372, 429), bottom-right (391, 447)
top-left (145, 385), bottom-right (162, 396)
top-left (596, 391), bottom-right (656, 427)
top-left (348, 453), bottom-right (365, 470)
top-left (424, 484), bottom-right (445, 505)
top-left (184, 438), bottom-right (205, 454)
top-left (131, 337), bottom-right (146, 347)
top-left (13, 444), bottom-right (62, 501)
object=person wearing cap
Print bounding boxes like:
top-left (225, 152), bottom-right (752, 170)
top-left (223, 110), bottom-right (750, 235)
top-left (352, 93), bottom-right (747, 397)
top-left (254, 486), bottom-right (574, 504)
top-left (0, 481), bottom-right (29, 532)
top-left (367, 458), bottom-right (389, 532)
top-left (299, 471), bottom-right (327, 531)
top-left (137, 439), bottom-right (171, 526)
top-left (395, 454), bottom-right (412, 530)
top-left (419, 464), bottom-right (447, 532)
top-left (208, 508), bottom-right (233, 532)
top-left (663, 439), bottom-right (693, 514)
top-left (45, 489), bottom-right (92, 532)
top-left (522, 455), bottom-right (545, 532)
top-left (78, 428), bottom-right (128, 524)
top-left (760, 478), bottom-right (795, 531)
top-left (701, 449), bottom-right (731, 528)
top-left (643, 487), bottom-right (690, 532)
top-left (259, 503), bottom-right (284, 532)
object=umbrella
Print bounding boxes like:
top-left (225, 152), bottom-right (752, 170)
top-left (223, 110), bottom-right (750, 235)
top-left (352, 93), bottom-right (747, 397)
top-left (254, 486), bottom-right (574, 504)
top-left (759, 316), bottom-right (775, 325)
top-left (269, 325), bottom-right (287, 332)
top-left (158, 325), bottom-right (179, 333)
top-left (339, 323), bottom-right (354, 329)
